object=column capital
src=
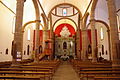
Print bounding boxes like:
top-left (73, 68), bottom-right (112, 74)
top-left (16, 0), bottom-right (26, 2)
top-left (81, 29), bottom-right (87, 32)
top-left (81, 27), bottom-right (87, 31)
top-left (89, 19), bottom-right (96, 22)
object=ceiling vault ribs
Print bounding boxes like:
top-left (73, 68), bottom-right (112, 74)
top-left (37, 0), bottom-right (49, 21)
top-left (81, 0), bottom-right (92, 19)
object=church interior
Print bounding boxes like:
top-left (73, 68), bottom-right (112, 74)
top-left (0, 0), bottom-right (120, 80)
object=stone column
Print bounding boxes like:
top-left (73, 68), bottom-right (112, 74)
top-left (34, 22), bottom-right (40, 62)
top-left (76, 29), bottom-right (81, 60)
top-left (49, 14), bottom-right (53, 60)
top-left (13, 0), bottom-right (25, 62)
top-left (107, 0), bottom-right (120, 67)
top-left (50, 28), bottom-right (54, 59)
top-left (90, 12), bottom-right (97, 62)
top-left (81, 28), bottom-right (89, 61)
top-left (81, 19), bottom-right (89, 61)
top-left (76, 14), bottom-right (81, 60)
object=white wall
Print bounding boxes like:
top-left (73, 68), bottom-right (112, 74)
top-left (95, 22), bottom-right (110, 60)
top-left (0, 3), bottom-right (15, 62)
top-left (0, 0), bottom-right (36, 62)
top-left (22, 24), bottom-right (34, 60)
top-left (88, 21), bottom-right (110, 60)
top-left (23, 0), bottom-right (35, 25)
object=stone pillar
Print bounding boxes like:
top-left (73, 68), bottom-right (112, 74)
top-left (13, 0), bottom-right (25, 62)
top-left (81, 28), bottom-right (89, 61)
top-left (76, 14), bottom-right (81, 60)
top-left (50, 28), bottom-right (54, 60)
top-left (81, 19), bottom-right (89, 61)
top-left (49, 14), bottom-right (54, 60)
top-left (76, 29), bottom-right (81, 60)
top-left (107, 0), bottom-right (120, 67)
top-left (90, 12), bottom-right (97, 62)
top-left (34, 22), bottom-right (40, 62)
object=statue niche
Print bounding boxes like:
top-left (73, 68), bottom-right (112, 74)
top-left (63, 42), bottom-right (67, 49)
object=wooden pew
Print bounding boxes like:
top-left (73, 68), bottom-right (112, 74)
top-left (79, 67), bottom-right (120, 72)
top-left (0, 71), bottom-right (52, 80)
top-left (0, 71), bottom-right (52, 76)
top-left (80, 75), bottom-right (120, 80)
top-left (20, 66), bottom-right (55, 73)
top-left (79, 71), bottom-right (120, 74)
top-left (0, 60), bottom-right (60, 80)
top-left (23, 60), bottom-right (60, 69)
top-left (0, 75), bottom-right (48, 80)
top-left (0, 67), bottom-right (52, 72)
top-left (79, 71), bottom-right (120, 80)
top-left (0, 61), bottom-right (12, 68)
top-left (71, 59), bottom-right (120, 80)
top-left (76, 65), bottom-right (111, 74)
top-left (95, 76), bottom-right (120, 80)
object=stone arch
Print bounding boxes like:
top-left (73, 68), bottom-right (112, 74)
top-left (87, 20), bottom-right (111, 60)
top-left (96, 20), bottom-right (109, 30)
top-left (41, 13), bottom-right (47, 29)
top-left (32, 0), bottom-right (40, 21)
top-left (48, 3), bottom-right (82, 18)
top-left (53, 18), bottom-right (77, 31)
top-left (83, 12), bottom-right (89, 28)
top-left (91, 0), bottom-right (98, 12)
top-left (87, 20), bottom-right (109, 30)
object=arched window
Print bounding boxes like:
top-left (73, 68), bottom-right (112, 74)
top-left (63, 8), bottom-right (67, 16)
top-left (102, 45), bottom-right (104, 55)
top-left (24, 50), bottom-right (26, 55)
top-left (117, 15), bottom-right (120, 40)
top-left (27, 29), bottom-right (30, 40)
top-left (27, 45), bottom-right (30, 55)
top-left (39, 45), bottom-right (42, 53)
top-left (100, 27), bottom-right (104, 40)
top-left (6, 48), bottom-right (8, 55)
top-left (88, 44), bottom-right (92, 54)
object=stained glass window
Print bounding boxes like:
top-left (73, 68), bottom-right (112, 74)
top-left (63, 8), bottom-right (67, 16)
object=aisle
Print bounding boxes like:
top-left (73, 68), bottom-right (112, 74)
top-left (53, 61), bottom-right (79, 80)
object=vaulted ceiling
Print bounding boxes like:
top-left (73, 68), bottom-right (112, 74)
top-left (40, 0), bottom-right (92, 16)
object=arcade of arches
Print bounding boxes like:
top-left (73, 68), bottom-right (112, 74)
top-left (0, 0), bottom-right (120, 79)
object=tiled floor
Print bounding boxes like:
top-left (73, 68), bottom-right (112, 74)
top-left (53, 61), bottom-right (79, 80)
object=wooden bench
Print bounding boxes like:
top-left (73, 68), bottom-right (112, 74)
top-left (20, 66), bottom-right (55, 73)
top-left (0, 67), bottom-right (52, 73)
top-left (79, 67), bottom-right (120, 72)
top-left (0, 75), bottom-right (48, 80)
top-left (79, 71), bottom-right (120, 79)
top-left (0, 60), bottom-right (60, 80)
top-left (95, 76), bottom-right (120, 80)
top-left (80, 75), bottom-right (120, 80)
top-left (0, 61), bottom-right (12, 68)
top-left (0, 71), bottom-right (52, 80)
top-left (23, 61), bottom-right (60, 70)
top-left (0, 71), bottom-right (52, 75)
